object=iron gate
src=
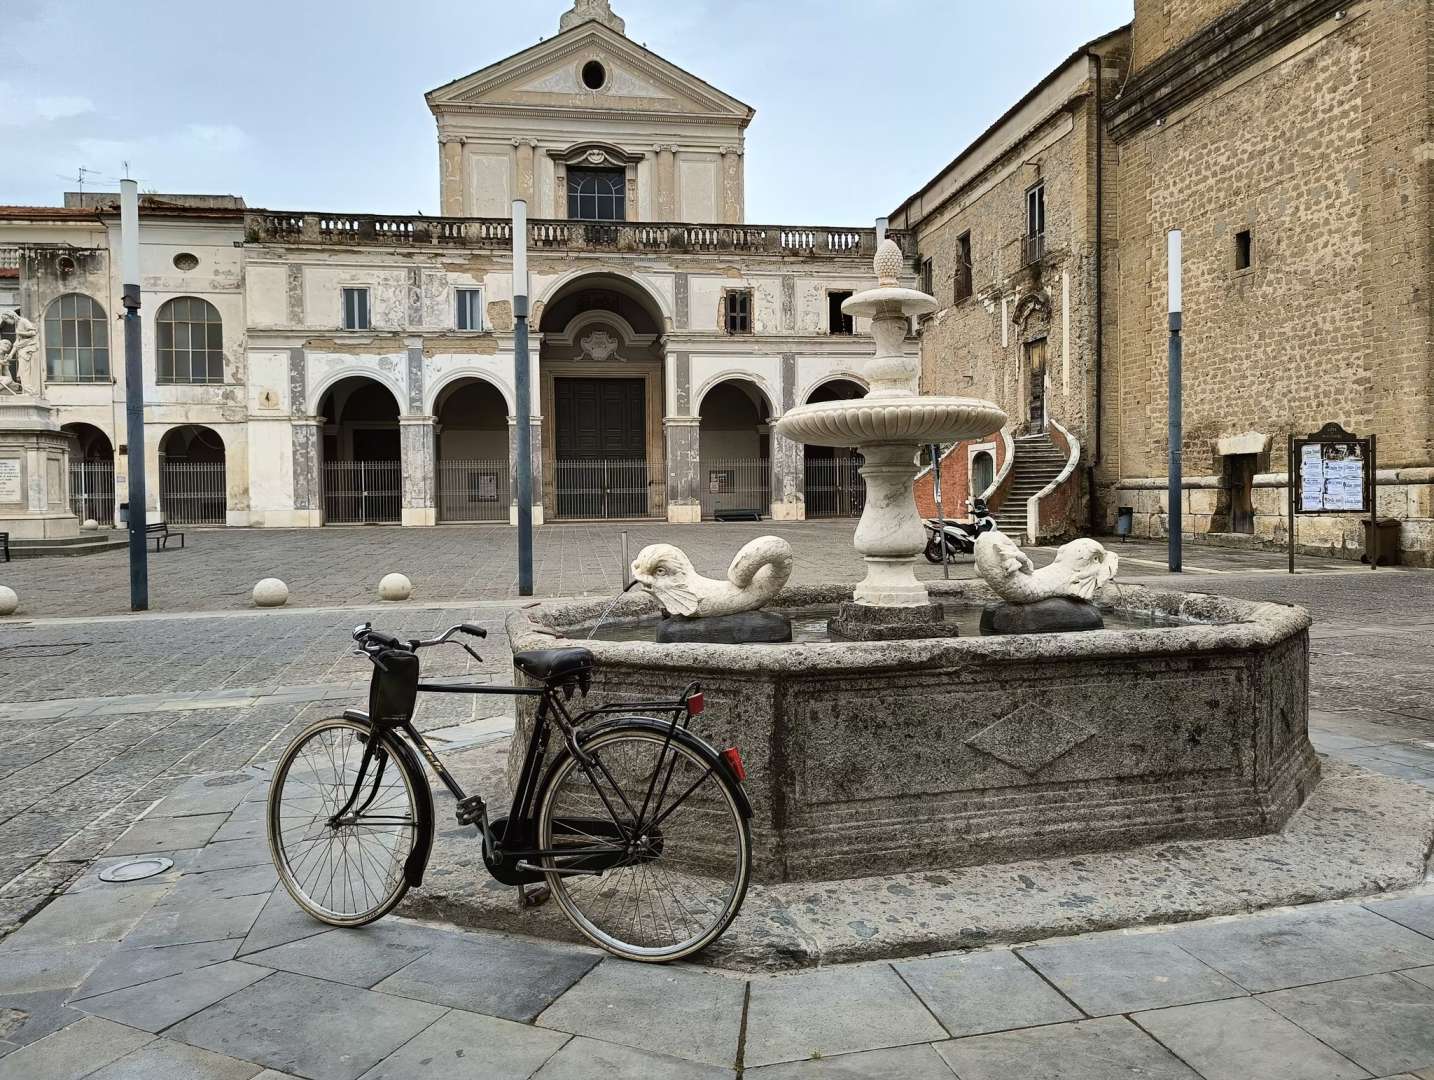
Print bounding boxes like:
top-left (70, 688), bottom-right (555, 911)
top-left (323, 461), bottom-right (401, 524)
top-left (69, 460), bottom-right (115, 524)
top-left (699, 459), bottom-right (770, 519)
top-left (437, 459), bottom-right (510, 523)
top-left (158, 461), bottom-right (227, 525)
top-left (554, 459), bottom-right (656, 519)
top-left (804, 455), bottom-right (865, 518)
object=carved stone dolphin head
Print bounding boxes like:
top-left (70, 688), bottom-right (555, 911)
top-left (629, 543), bottom-right (701, 616)
top-left (1054, 538), bottom-right (1119, 600)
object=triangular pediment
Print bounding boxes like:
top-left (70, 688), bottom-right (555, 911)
top-left (426, 23), bottom-right (753, 123)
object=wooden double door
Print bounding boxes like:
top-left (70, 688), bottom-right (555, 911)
top-left (553, 377), bottom-right (651, 518)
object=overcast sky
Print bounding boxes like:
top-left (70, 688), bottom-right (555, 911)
top-left (2, 0), bottom-right (1131, 224)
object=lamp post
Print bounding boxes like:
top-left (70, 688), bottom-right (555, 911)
top-left (512, 200), bottom-right (533, 596)
top-left (1167, 229), bottom-right (1182, 574)
top-left (120, 179), bottom-right (149, 610)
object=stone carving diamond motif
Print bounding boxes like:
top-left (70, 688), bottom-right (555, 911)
top-left (965, 702), bottom-right (1096, 776)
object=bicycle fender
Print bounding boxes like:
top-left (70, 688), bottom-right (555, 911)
top-left (349, 712), bottom-right (436, 887)
top-left (545, 717), bottom-right (753, 821)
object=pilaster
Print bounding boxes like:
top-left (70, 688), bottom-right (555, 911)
top-left (400, 416), bottom-right (437, 527)
top-left (665, 416), bottom-right (702, 523)
top-left (508, 416), bottom-right (545, 526)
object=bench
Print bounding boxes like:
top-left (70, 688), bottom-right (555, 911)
top-left (0, 532), bottom-right (8, 563)
top-left (714, 508), bottom-right (763, 523)
top-left (146, 522), bottom-right (185, 551)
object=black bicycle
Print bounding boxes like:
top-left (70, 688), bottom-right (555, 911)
top-left (265, 621), bottom-right (753, 962)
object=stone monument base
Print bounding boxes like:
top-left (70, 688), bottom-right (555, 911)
top-left (827, 600), bottom-right (950, 641)
top-left (0, 403), bottom-right (80, 544)
top-left (980, 597), bottom-right (1104, 635)
top-left (655, 610), bottom-right (793, 644)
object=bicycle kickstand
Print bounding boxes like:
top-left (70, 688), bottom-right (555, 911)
top-left (519, 882), bottom-right (551, 908)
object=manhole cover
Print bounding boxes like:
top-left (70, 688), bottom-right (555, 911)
top-left (99, 857), bottom-right (173, 883)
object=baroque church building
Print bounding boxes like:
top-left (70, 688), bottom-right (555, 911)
top-left (0, 0), bottom-right (906, 529)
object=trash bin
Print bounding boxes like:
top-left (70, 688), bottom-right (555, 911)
top-left (1362, 518), bottom-right (1401, 566)
top-left (119, 501), bottom-right (129, 525)
top-left (1116, 506), bottom-right (1134, 542)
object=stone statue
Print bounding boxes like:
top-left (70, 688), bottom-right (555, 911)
top-left (631, 536), bottom-right (795, 644)
top-left (559, 0), bottom-right (625, 34)
top-left (974, 530), bottom-right (1119, 634)
top-left (0, 311), bottom-right (38, 395)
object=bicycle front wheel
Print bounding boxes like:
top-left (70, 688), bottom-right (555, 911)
top-left (267, 716), bottom-right (422, 927)
top-left (537, 725), bottom-right (751, 962)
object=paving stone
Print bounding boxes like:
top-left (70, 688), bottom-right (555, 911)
top-left (164, 863), bottom-right (277, 903)
top-left (150, 785), bottom-right (257, 818)
top-left (375, 931), bottom-right (599, 1023)
top-left (1171, 906), bottom-right (1434, 992)
top-left (0, 1015), bottom-right (153, 1080)
top-left (244, 924), bottom-right (439, 988)
top-left (894, 949), bottom-right (1083, 1036)
top-left (0, 884), bottom-right (169, 949)
top-left (536, 960), bottom-right (743, 1068)
top-left (74, 959), bottom-right (271, 1033)
top-left (1367, 894), bottom-right (1434, 939)
top-left (106, 814), bottom-right (227, 857)
top-left (745, 1043), bottom-right (963, 1078)
top-left (167, 971), bottom-right (445, 1080)
top-left (1260, 972), bottom-right (1434, 1077)
top-left (63, 851), bottom-right (197, 894)
top-left (75, 938), bottom-right (244, 1000)
top-left (190, 838), bottom-right (272, 874)
top-left (236, 889), bottom-right (330, 956)
top-left (121, 890), bottom-right (268, 949)
top-left (355, 1007), bottom-right (567, 1080)
top-left (531, 1035), bottom-right (734, 1079)
top-left (0, 943), bottom-right (111, 993)
top-left (744, 963), bottom-right (947, 1066)
top-left (86, 1037), bottom-right (264, 1080)
top-left (1133, 995), bottom-right (1369, 1080)
top-left (934, 1015), bottom-right (1202, 1080)
top-left (0, 989), bottom-right (83, 1049)
top-left (1018, 932), bottom-right (1245, 1015)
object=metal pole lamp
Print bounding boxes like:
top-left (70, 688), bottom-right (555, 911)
top-left (120, 180), bottom-right (149, 610)
top-left (512, 200), bottom-right (534, 596)
top-left (1167, 229), bottom-right (1183, 574)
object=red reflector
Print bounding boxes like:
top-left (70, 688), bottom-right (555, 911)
top-left (721, 746), bottom-right (747, 782)
top-left (686, 692), bottom-right (704, 716)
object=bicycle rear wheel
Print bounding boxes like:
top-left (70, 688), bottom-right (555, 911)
top-left (267, 716), bottom-right (421, 926)
top-left (537, 725), bottom-right (751, 962)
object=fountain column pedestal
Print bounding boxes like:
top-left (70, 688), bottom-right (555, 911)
top-left (850, 441), bottom-right (930, 608)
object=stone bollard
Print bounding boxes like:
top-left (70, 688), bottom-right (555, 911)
top-left (81, 519), bottom-right (99, 531)
top-left (379, 573), bottom-right (412, 601)
top-left (0, 586), bottom-right (17, 616)
top-left (252, 578), bottom-right (289, 607)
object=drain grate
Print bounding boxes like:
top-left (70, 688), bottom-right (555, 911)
top-left (99, 857), bottom-right (174, 883)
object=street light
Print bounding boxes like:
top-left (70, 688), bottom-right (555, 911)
top-left (120, 179), bottom-right (149, 610)
top-left (1167, 229), bottom-right (1182, 574)
top-left (512, 200), bottom-right (533, 596)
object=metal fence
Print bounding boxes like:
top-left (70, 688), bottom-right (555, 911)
top-left (699, 459), bottom-right (770, 519)
top-left (437, 459), bottom-right (510, 523)
top-left (158, 461), bottom-right (227, 525)
top-left (553, 459), bottom-right (657, 520)
top-left (804, 456), bottom-right (865, 518)
top-left (323, 461), bottom-right (401, 524)
top-left (69, 460), bottom-right (115, 524)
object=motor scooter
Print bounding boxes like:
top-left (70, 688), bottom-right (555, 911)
top-left (923, 499), bottom-right (995, 562)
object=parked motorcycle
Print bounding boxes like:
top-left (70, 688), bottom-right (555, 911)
top-left (924, 499), bottom-right (995, 563)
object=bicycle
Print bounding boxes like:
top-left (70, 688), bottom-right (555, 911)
top-left (265, 621), bottom-right (753, 962)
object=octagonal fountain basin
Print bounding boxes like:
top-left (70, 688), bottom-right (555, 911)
top-left (505, 580), bottom-right (1318, 884)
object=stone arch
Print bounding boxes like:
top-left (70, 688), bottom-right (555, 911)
top-left (434, 376), bottom-right (512, 522)
top-left (802, 375), bottom-right (869, 406)
top-left (424, 368), bottom-right (515, 417)
top-left (693, 371), bottom-right (777, 419)
top-left (536, 268), bottom-right (672, 330)
top-left (307, 365), bottom-right (405, 418)
top-left (157, 424), bottom-right (228, 525)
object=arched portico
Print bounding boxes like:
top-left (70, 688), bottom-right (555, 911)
top-left (318, 376), bottom-right (403, 524)
top-left (434, 377), bottom-right (511, 523)
top-left (63, 422), bottom-right (115, 525)
top-left (803, 378), bottom-right (868, 518)
top-left (158, 424), bottom-right (228, 525)
top-left (697, 378), bottom-right (773, 520)
top-left (539, 272), bottom-right (666, 520)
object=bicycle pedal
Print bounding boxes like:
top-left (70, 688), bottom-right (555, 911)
top-left (520, 883), bottom-right (551, 909)
top-left (455, 795), bottom-right (486, 827)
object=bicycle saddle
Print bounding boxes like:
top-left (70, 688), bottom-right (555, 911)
top-left (513, 647), bottom-right (595, 683)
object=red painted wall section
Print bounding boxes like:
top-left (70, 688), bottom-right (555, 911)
top-left (913, 434), bottom-right (1006, 518)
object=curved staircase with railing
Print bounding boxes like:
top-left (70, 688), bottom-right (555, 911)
top-left (991, 432), bottom-right (1068, 539)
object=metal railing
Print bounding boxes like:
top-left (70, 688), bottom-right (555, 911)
top-left (69, 460), bottom-right (115, 524)
top-left (437, 459), bottom-right (510, 523)
top-left (323, 461), bottom-right (401, 524)
top-left (158, 461), bottom-right (227, 525)
top-left (804, 456), bottom-right (865, 518)
top-left (699, 459), bottom-right (770, 519)
top-left (553, 459), bottom-right (658, 520)
top-left (1021, 232), bottom-right (1046, 267)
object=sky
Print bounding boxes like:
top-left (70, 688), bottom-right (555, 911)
top-left (1, 0), bottom-right (1132, 225)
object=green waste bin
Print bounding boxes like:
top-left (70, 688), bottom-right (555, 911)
top-left (1362, 518), bottom-right (1401, 566)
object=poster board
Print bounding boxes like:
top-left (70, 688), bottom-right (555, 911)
top-left (1287, 423), bottom-right (1377, 573)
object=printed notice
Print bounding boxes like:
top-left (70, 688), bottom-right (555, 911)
top-left (0, 459), bottom-right (22, 503)
top-left (1297, 441), bottom-right (1367, 513)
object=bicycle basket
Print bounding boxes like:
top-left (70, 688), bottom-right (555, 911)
top-left (368, 648), bottom-right (420, 728)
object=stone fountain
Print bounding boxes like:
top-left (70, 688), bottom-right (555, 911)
top-left (775, 240), bottom-right (1005, 638)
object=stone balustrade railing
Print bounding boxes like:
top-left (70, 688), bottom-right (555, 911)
top-left (246, 212), bottom-right (904, 258)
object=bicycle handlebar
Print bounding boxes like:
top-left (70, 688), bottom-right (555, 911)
top-left (352, 622), bottom-right (487, 652)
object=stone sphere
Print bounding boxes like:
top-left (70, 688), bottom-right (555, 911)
top-left (252, 578), bottom-right (289, 607)
top-left (379, 573), bottom-right (413, 602)
top-left (0, 587), bottom-right (17, 616)
top-left (81, 518), bottom-right (99, 531)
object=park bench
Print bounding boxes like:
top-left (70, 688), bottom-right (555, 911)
top-left (146, 521), bottom-right (185, 551)
top-left (0, 532), bottom-right (8, 562)
top-left (714, 508), bottom-right (763, 522)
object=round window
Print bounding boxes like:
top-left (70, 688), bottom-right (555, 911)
top-left (56, 255), bottom-right (76, 275)
top-left (581, 60), bottom-right (607, 90)
top-left (173, 252), bottom-right (199, 271)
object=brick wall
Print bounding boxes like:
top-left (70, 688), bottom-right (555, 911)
top-left (1131, 0), bottom-right (1250, 71)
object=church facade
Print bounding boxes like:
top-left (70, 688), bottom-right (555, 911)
top-left (0, 0), bottom-right (909, 529)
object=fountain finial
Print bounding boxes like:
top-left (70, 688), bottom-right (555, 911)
top-left (873, 238), bottom-right (904, 289)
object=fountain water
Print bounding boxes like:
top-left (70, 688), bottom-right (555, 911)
top-left (775, 241), bottom-right (1006, 637)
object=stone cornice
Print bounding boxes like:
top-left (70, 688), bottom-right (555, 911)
top-left (1104, 0), bottom-right (1346, 141)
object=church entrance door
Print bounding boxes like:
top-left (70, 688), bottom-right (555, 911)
top-left (553, 377), bottom-right (651, 518)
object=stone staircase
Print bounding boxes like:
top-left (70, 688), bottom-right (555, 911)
top-left (991, 432), bottom-right (1067, 540)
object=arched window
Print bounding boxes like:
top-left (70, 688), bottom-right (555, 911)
top-left (44, 293), bottom-right (110, 382)
top-left (156, 297), bottom-right (224, 384)
top-left (567, 170), bottom-right (626, 222)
